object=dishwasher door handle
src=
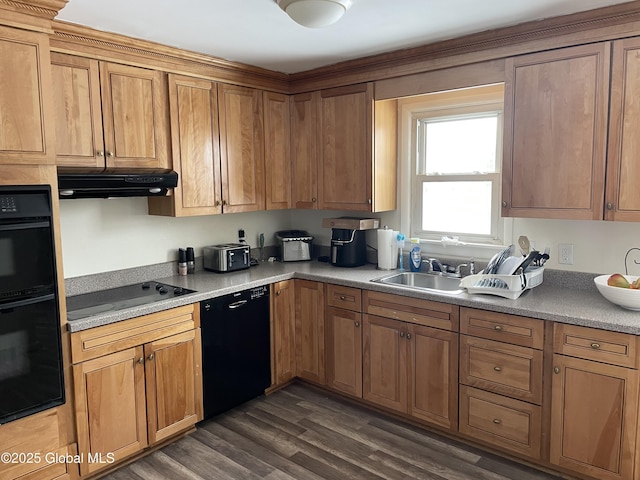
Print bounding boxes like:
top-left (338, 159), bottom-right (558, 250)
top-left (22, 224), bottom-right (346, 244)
top-left (227, 299), bottom-right (248, 309)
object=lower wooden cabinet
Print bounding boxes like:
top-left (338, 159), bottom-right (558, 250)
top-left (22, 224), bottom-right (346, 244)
top-left (294, 280), bottom-right (325, 385)
top-left (271, 280), bottom-right (296, 387)
top-left (325, 306), bottom-right (362, 398)
top-left (71, 306), bottom-right (202, 476)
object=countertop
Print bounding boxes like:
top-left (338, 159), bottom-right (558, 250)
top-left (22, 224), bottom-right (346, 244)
top-left (65, 261), bottom-right (640, 334)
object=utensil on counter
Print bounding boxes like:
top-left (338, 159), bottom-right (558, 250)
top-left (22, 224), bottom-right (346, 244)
top-left (259, 233), bottom-right (265, 261)
top-left (518, 235), bottom-right (530, 256)
top-left (513, 250), bottom-right (539, 274)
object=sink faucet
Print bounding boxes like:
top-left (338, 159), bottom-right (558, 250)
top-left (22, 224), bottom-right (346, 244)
top-left (455, 259), bottom-right (475, 277)
top-left (423, 258), bottom-right (444, 273)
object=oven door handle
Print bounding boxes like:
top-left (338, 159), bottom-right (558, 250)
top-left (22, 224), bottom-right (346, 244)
top-left (227, 300), bottom-right (248, 310)
top-left (0, 293), bottom-right (55, 312)
top-left (0, 220), bottom-right (50, 232)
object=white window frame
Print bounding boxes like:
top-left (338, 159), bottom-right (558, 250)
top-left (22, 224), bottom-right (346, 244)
top-left (398, 84), bottom-right (512, 260)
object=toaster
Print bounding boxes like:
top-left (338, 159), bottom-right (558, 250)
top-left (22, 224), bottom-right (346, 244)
top-left (275, 230), bottom-right (313, 262)
top-left (203, 243), bottom-right (251, 272)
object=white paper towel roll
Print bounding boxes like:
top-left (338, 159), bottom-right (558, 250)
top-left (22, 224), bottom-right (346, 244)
top-left (377, 228), bottom-right (398, 270)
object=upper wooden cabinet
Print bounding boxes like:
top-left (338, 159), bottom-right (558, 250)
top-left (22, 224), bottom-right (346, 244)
top-left (51, 53), bottom-right (171, 169)
top-left (502, 43), bottom-right (610, 220)
top-left (0, 26), bottom-right (55, 165)
top-left (264, 91), bottom-right (291, 210)
top-left (291, 83), bottom-right (397, 212)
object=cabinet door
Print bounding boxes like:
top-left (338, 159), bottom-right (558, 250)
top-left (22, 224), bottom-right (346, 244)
top-left (408, 324), bottom-right (458, 430)
top-left (0, 26), bottom-right (55, 165)
top-left (318, 83), bottom-right (373, 211)
top-left (73, 347), bottom-right (147, 476)
top-left (550, 354), bottom-right (639, 480)
top-left (99, 62), bottom-right (170, 169)
top-left (363, 314), bottom-right (407, 413)
top-left (606, 37), bottom-right (640, 221)
top-left (264, 91), bottom-right (291, 210)
top-left (144, 329), bottom-right (203, 445)
top-left (161, 74), bottom-right (222, 216)
top-left (271, 280), bottom-right (296, 387)
top-left (294, 280), bottom-right (325, 385)
top-left (291, 92), bottom-right (318, 209)
top-left (325, 306), bottom-right (362, 398)
top-left (51, 53), bottom-right (104, 168)
top-left (502, 43), bottom-right (610, 220)
top-left (218, 84), bottom-right (265, 213)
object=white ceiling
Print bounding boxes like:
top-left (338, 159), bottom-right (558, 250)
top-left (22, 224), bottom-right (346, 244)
top-left (56, 0), bottom-right (634, 74)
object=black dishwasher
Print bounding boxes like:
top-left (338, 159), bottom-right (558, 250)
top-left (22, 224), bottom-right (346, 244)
top-left (200, 285), bottom-right (271, 419)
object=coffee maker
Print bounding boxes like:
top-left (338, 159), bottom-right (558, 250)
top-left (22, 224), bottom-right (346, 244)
top-left (323, 217), bottom-right (380, 268)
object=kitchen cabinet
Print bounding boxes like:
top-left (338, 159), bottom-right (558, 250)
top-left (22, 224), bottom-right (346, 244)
top-left (0, 26), bottom-right (56, 165)
top-left (550, 323), bottom-right (640, 480)
top-left (294, 280), bottom-right (325, 385)
top-left (149, 74), bottom-right (222, 216)
top-left (271, 280), bottom-right (296, 388)
top-left (218, 83), bottom-right (265, 213)
top-left (290, 83), bottom-right (397, 212)
top-left (51, 53), bottom-right (171, 169)
top-left (71, 305), bottom-right (202, 476)
top-left (502, 43), bottom-right (609, 220)
top-left (264, 91), bottom-right (291, 210)
top-left (458, 308), bottom-right (544, 460)
top-left (325, 284), bottom-right (363, 398)
top-left (362, 291), bottom-right (458, 431)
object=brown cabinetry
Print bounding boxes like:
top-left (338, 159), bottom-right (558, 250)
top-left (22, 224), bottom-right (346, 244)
top-left (459, 308), bottom-right (544, 459)
top-left (0, 26), bottom-right (55, 165)
top-left (71, 305), bottom-right (203, 476)
top-left (290, 83), bottom-right (397, 212)
top-left (362, 291), bottom-right (458, 431)
top-left (51, 53), bottom-right (170, 169)
top-left (271, 280), bottom-right (296, 387)
top-left (325, 284), bottom-right (363, 398)
top-left (264, 91), bottom-right (291, 210)
top-left (294, 280), bottom-right (325, 385)
top-left (550, 323), bottom-right (640, 480)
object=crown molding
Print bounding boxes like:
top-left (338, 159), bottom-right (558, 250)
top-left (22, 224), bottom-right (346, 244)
top-left (0, 0), bottom-right (66, 31)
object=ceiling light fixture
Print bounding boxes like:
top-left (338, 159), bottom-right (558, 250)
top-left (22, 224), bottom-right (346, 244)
top-left (277, 0), bottom-right (353, 28)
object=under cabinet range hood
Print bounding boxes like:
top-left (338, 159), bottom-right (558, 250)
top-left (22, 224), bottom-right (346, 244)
top-left (57, 167), bottom-right (178, 199)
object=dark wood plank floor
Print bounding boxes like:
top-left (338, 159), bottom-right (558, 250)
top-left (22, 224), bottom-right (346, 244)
top-left (103, 383), bottom-right (564, 480)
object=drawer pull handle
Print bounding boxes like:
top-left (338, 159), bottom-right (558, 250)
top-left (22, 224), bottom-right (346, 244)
top-left (147, 353), bottom-right (154, 361)
top-left (493, 419), bottom-right (502, 425)
top-left (591, 343), bottom-right (601, 350)
top-left (340, 295), bottom-right (346, 300)
top-left (493, 366), bottom-right (502, 372)
top-left (554, 366), bottom-right (560, 374)
top-left (137, 357), bottom-right (144, 364)
top-left (355, 321), bottom-right (360, 328)
top-left (494, 325), bottom-right (503, 331)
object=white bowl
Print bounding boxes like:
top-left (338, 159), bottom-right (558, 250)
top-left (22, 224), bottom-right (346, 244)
top-left (594, 275), bottom-right (640, 311)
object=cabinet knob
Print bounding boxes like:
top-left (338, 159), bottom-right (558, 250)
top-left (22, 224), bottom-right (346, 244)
top-left (502, 201), bottom-right (508, 208)
top-left (493, 366), bottom-right (502, 372)
top-left (355, 321), bottom-right (360, 328)
top-left (107, 151), bottom-right (114, 157)
top-left (493, 419), bottom-right (502, 425)
top-left (554, 366), bottom-right (560, 374)
top-left (494, 325), bottom-right (503, 331)
top-left (222, 200), bottom-right (227, 206)
top-left (137, 357), bottom-right (144, 364)
top-left (147, 353), bottom-right (154, 361)
top-left (590, 343), bottom-right (601, 350)
top-left (340, 295), bottom-right (346, 300)
top-left (368, 199), bottom-right (372, 205)
top-left (607, 202), bottom-right (614, 210)
top-left (399, 331), bottom-right (404, 338)
top-left (406, 333), bottom-right (412, 340)
top-left (97, 150), bottom-right (104, 157)
top-left (312, 197), bottom-right (317, 203)
top-left (276, 290), bottom-right (281, 296)
top-left (215, 200), bottom-right (221, 206)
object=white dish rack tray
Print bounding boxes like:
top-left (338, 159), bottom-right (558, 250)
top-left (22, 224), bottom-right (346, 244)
top-left (460, 267), bottom-right (544, 299)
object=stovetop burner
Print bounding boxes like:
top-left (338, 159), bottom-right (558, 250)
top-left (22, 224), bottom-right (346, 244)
top-left (66, 281), bottom-right (196, 321)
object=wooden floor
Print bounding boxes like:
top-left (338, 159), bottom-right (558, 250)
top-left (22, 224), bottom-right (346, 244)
top-left (103, 383), bottom-right (564, 480)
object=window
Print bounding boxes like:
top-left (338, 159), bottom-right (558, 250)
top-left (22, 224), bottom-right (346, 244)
top-left (406, 85), bottom-right (504, 245)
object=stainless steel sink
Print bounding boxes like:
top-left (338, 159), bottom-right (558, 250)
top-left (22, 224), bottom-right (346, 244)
top-left (371, 272), bottom-right (464, 294)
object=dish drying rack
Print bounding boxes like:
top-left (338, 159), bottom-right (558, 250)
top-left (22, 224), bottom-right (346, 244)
top-left (460, 267), bottom-right (544, 299)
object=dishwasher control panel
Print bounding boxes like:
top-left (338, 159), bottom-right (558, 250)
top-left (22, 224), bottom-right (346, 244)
top-left (250, 285), bottom-right (268, 300)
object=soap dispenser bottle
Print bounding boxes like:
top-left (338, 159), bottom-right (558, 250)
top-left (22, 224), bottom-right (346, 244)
top-left (409, 238), bottom-right (421, 272)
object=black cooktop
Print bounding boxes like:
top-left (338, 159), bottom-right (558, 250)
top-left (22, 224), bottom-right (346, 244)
top-left (66, 281), bottom-right (196, 321)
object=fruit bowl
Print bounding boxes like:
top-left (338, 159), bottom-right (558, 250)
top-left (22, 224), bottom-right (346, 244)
top-left (594, 275), bottom-right (640, 311)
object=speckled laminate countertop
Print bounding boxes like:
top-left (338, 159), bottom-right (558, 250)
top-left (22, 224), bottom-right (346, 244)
top-left (65, 261), bottom-right (640, 334)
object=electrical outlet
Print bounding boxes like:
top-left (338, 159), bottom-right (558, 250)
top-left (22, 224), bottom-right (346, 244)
top-left (558, 243), bottom-right (574, 265)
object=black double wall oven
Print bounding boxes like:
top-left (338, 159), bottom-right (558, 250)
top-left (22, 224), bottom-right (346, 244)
top-left (0, 185), bottom-right (64, 425)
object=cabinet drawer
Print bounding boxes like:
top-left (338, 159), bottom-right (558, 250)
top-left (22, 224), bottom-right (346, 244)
top-left (364, 290), bottom-right (459, 331)
top-left (460, 385), bottom-right (541, 460)
top-left (70, 304), bottom-right (197, 363)
top-left (553, 323), bottom-right (639, 368)
top-left (461, 308), bottom-right (543, 349)
top-left (326, 284), bottom-right (362, 312)
top-left (460, 335), bottom-right (543, 404)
